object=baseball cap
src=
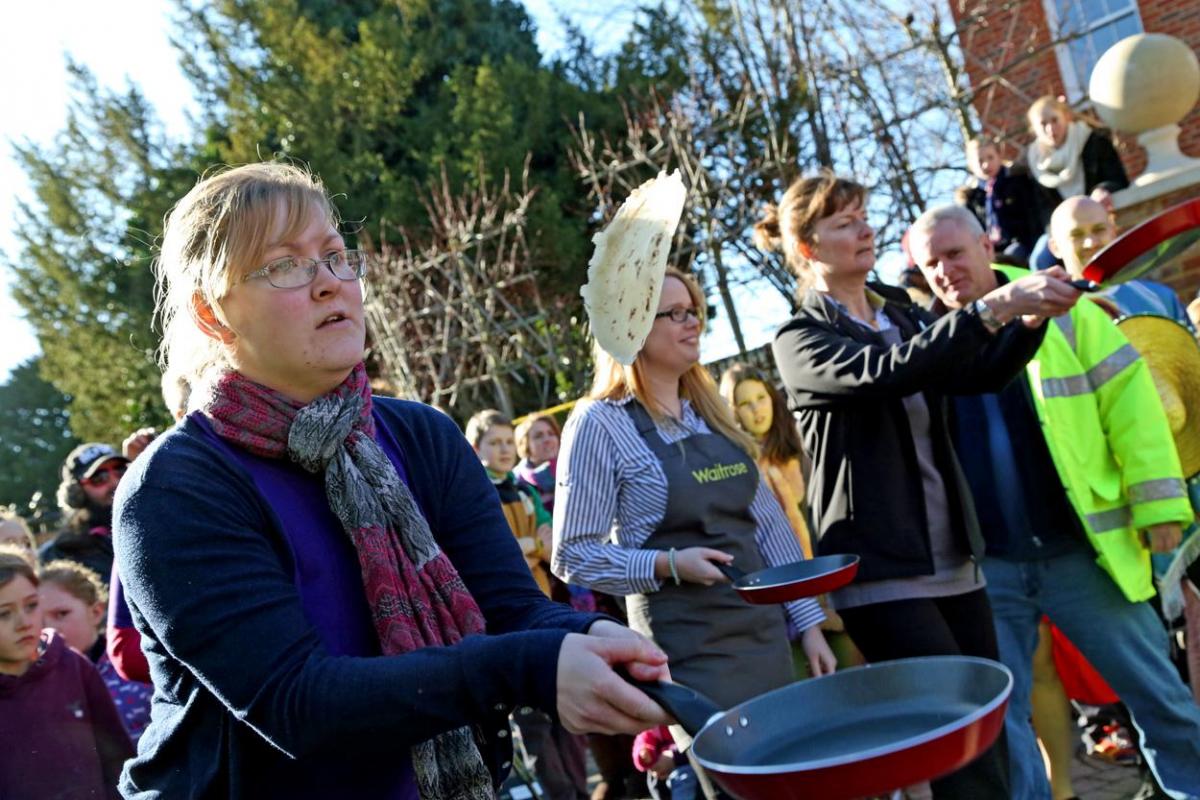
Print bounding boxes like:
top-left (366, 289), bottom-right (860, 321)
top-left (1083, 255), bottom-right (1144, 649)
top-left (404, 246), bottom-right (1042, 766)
top-left (63, 443), bottom-right (129, 482)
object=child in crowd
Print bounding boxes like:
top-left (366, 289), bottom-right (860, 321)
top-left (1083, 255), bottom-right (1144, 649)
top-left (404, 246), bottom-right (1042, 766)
top-left (717, 365), bottom-right (814, 558)
top-left (465, 410), bottom-right (589, 800)
top-left (632, 725), bottom-right (694, 800)
top-left (515, 413), bottom-right (597, 614)
top-left (958, 137), bottom-right (1044, 262)
top-left (514, 413), bottom-right (561, 514)
top-left (467, 409), bottom-right (554, 595)
top-left (38, 560), bottom-right (152, 742)
top-left (633, 725), bottom-right (677, 779)
top-left (0, 545), bottom-right (133, 800)
top-left (0, 510), bottom-right (37, 554)
top-left (718, 364), bottom-right (862, 675)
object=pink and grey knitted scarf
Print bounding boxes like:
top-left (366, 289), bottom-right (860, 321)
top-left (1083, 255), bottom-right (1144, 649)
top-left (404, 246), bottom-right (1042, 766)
top-left (204, 362), bottom-right (492, 800)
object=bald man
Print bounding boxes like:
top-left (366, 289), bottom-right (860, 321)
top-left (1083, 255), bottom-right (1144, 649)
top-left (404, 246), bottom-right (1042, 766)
top-left (1049, 196), bottom-right (1192, 326)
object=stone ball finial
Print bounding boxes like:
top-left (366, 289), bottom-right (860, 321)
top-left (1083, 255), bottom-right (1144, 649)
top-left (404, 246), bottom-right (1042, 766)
top-left (1089, 33), bottom-right (1200, 134)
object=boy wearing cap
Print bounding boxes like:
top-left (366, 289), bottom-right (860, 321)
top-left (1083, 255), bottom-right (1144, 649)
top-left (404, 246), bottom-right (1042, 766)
top-left (38, 443), bottom-right (132, 585)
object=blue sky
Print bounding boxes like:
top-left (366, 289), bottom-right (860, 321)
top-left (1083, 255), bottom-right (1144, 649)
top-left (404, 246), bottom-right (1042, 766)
top-left (0, 0), bottom-right (836, 383)
top-left (0, 1), bottom-right (193, 380)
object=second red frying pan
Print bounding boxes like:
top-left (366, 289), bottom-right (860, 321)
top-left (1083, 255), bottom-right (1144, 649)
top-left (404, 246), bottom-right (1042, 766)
top-left (716, 554), bottom-right (860, 603)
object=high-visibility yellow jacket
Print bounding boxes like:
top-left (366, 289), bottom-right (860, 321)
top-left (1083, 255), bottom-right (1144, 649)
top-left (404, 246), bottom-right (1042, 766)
top-left (997, 265), bottom-right (1192, 602)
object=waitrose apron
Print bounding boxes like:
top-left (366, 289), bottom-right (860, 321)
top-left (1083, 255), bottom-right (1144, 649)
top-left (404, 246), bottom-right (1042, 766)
top-left (624, 402), bottom-right (794, 712)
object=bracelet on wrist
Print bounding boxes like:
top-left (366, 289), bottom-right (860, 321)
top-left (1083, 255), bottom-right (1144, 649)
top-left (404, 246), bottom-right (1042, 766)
top-left (668, 547), bottom-right (681, 585)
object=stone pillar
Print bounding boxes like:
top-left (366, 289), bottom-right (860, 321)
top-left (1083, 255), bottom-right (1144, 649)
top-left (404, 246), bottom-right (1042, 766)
top-left (1089, 33), bottom-right (1200, 298)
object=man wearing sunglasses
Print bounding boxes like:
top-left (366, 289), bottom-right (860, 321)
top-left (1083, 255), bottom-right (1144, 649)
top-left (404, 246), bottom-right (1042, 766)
top-left (38, 443), bottom-right (132, 586)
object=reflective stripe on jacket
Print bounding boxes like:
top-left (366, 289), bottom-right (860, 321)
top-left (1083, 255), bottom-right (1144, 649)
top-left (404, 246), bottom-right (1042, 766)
top-left (996, 265), bottom-right (1191, 601)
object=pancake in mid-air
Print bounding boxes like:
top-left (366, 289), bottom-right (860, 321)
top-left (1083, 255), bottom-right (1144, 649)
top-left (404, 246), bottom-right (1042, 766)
top-left (581, 170), bottom-right (687, 365)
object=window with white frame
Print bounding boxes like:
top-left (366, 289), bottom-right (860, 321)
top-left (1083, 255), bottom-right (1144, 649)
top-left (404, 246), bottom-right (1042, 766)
top-left (1043, 0), bottom-right (1143, 101)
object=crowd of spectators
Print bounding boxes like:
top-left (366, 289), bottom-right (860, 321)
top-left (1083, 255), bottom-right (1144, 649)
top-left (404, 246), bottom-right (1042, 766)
top-left (3, 90), bottom-right (1200, 800)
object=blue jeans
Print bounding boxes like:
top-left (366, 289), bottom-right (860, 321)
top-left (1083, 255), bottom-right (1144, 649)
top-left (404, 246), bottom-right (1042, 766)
top-left (984, 551), bottom-right (1200, 800)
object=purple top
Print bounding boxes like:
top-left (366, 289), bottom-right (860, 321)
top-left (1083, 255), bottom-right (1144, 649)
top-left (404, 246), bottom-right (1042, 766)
top-left (0, 630), bottom-right (133, 800)
top-left (96, 653), bottom-right (151, 743)
top-left (107, 573), bottom-right (135, 631)
top-left (514, 458), bottom-right (556, 513)
top-left (193, 412), bottom-right (418, 800)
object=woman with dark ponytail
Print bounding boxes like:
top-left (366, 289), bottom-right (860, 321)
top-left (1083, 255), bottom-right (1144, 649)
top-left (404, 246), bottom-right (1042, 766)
top-left (758, 171), bottom-right (1081, 799)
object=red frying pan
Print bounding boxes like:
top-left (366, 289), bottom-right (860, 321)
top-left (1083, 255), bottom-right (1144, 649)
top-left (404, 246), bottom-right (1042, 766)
top-left (1071, 196), bottom-right (1200, 291)
top-left (716, 554), bottom-right (860, 603)
top-left (626, 655), bottom-right (1012, 800)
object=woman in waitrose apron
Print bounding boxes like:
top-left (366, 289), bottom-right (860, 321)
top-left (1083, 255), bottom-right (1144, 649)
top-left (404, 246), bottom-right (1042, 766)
top-left (552, 267), bottom-right (834, 798)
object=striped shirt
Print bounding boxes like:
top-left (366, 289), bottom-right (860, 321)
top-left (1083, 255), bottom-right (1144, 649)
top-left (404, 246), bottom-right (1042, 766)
top-left (551, 395), bottom-right (825, 633)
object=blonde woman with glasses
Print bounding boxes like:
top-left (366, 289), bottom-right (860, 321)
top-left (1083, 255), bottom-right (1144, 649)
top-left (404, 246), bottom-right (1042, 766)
top-left (111, 162), bottom-right (670, 800)
top-left (553, 267), bottom-right (834, 798)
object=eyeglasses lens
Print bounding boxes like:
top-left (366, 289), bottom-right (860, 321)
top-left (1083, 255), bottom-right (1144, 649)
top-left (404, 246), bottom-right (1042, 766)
top-left (329, 252), bottom-right (365, 280)
top-left (659, 307), bottom-right (699, 323)
top-left (269, 258), bottom-right (315, 290)
top-left (267, 252), bottom-right (366, 289)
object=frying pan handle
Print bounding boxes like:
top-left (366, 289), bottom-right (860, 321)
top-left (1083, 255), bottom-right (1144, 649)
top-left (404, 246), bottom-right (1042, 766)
top-left (617, 669), bottom-right (724, 736)
top-left (1069, 278), bottom-right (1101, 292)
top-left (715, 561), bottom-right (745, 582)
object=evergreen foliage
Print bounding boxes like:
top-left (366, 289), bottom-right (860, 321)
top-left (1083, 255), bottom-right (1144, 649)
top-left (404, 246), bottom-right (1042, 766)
top-left (6, 62), bottom-right (193, 440)
top-left (1, 1), bottom-right (692, 459)
top-left (0, 358), bottom-right (78, 513)
top-left (171, 0), bottom-right (667, 295)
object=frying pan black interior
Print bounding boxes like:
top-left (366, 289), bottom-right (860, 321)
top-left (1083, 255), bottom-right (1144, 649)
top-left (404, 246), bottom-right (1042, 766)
top-left (631, 656), bottom-right (1012, 770)
top-left (702, 658), bottom-right (1006, 769)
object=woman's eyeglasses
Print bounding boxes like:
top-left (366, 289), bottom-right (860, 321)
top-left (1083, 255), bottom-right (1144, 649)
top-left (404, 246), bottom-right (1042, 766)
top-left (83, 464), bottom-right (127, 488)
top-left (654, 307), bottom-right (702, 324)
top-left (242, 250), bottom-right (368, 289)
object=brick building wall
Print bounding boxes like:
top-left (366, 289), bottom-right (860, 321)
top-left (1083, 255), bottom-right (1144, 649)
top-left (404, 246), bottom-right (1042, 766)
top-left (953, 0), bottom-right (1067, 155)
top-left (948, 0), bottom-right (1200, 303)
top-left (947, 0), bottom-right (1200, 173)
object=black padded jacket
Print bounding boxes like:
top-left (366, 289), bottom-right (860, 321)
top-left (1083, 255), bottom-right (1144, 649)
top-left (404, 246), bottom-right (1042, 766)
top-left (771, 281), bottom-right (1046, 583)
